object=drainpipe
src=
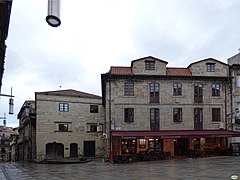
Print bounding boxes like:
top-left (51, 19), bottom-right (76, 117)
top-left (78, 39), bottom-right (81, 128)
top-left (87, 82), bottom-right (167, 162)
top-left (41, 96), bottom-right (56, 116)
top-left (229, 67), bottom-right (233, 131)
top-left (108, 75), bottom-right (113, 162)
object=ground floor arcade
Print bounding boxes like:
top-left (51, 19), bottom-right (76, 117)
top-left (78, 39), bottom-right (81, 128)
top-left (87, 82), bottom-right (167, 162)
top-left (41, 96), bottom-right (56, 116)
top-left (110, 130), bottom-right (240, 163)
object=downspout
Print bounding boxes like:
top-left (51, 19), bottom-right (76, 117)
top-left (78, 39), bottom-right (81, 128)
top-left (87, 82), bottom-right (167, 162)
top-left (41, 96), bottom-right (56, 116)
top-left (229, 67), bottom-right (233, 131)
top-left (225, 80), bottom-right (227, 130)
top-left (108, 74), bottom-right (113, 162)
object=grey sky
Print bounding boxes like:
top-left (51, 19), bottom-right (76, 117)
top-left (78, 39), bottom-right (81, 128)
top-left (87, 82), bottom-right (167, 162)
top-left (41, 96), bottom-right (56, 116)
top-left (1, 0), bottom-right (240, 127)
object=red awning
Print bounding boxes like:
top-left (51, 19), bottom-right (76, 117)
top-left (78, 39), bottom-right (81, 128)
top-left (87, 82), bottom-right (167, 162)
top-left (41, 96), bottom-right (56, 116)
top-left (111, 130), bottom-right (240, 139)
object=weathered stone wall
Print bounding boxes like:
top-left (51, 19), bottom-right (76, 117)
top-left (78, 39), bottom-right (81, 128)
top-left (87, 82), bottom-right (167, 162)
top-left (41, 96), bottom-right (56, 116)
top-left (106, 78), bottom-right (227, 131)
top-left (189, 59), bottom-right (229, 76)
top-left (35, 93), bottom-right (105, 161)
top-left (132, 58), bottom-right (167, 75)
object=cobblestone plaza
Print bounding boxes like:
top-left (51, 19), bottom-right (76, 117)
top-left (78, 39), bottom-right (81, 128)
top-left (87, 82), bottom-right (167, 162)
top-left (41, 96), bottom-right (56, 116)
top-left (0, 156), bottom-right (239, 180)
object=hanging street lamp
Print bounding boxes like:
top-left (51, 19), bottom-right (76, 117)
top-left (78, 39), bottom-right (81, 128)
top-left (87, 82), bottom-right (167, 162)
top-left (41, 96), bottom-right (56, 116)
top-left (46, 0), bottom-right (61, 27)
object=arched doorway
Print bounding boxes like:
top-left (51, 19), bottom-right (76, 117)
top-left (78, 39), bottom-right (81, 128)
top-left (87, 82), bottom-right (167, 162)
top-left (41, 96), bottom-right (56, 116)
top-left (70, 143), bottom-right (78, 158)
top-left (46, 142), bottom-right (64, 159)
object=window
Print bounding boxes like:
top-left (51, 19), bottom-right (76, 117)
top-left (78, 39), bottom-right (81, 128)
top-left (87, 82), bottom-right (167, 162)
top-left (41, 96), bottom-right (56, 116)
top-left (173, 83), bottom-right (182, 96)
top-left (59, 124), bottom-right (69, 132)
top-left (150, 108), bottom-right (160, 131)
top-left (212, 108), bottom-right (221, 122)
top-left (236, 75), bottom-right (240, 87)
top-left (90, 105), bottom-right (98, 113)
top-left (212, 84), bottom-right (220, 96)
top-left (150, 83), bottom-right (159, 103)
top-left (145, 61), bottom-right (155, 70)
top-left (173, 108), bottom-right (182, 122)
top-left (194, 84), bottom-right (203, 103)
top-left (194, 108), bottom-right (203, 130)
top-left (124, 81), bottom-right (134, 96)
top-left (87, 123), bottom-right (103, 132)
top-left (124, 108), bottom-right (134, 122)
top-left (59, 103), bottom-right (69, 112)
top-left (139, 139), bottom-right (146, 148)
top-left (206, 63), bottom-right (215, 72)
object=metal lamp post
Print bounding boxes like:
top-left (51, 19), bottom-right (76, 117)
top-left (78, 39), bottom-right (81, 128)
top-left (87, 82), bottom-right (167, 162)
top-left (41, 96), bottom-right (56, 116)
top-left (0, 87), bottom-right (14, 115)
top-left (46, 0), bottom-right (61, 27)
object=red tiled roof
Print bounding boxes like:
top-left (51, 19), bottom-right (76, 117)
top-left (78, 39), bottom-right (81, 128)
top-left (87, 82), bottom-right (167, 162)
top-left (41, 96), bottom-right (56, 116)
top-left (109, 66), bottom-right (132, 75)
top-left (166, 68), bottom-right (192, 76)
top-left (108, 67), bottom-right (192, 76)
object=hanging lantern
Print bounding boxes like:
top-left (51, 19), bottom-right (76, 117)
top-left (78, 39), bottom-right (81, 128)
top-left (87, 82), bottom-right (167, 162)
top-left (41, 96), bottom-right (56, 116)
top-left (46, 0), bottom-right (61, 27)
top-left (9, 98), bottom-right (14, 114)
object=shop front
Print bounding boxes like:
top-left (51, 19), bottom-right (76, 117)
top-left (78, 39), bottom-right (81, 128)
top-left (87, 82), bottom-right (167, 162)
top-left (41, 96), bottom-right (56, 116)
top-left (111, 130), bottom-right (240, 163)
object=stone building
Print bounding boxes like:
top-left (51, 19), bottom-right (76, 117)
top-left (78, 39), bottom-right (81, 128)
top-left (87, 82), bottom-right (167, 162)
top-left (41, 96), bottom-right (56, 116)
top-left (228, 51), bottom-right (240, 143)
top-left (17, 100), bottom-right (36, 161)
top-left (101, 56), bottom-right (240, 162)
top-left (0, 126), bottom-right (14, 161)
top-left (9, 127), bottom-right (19, 161)
top-left (35, 89), bottom-right (105, 162)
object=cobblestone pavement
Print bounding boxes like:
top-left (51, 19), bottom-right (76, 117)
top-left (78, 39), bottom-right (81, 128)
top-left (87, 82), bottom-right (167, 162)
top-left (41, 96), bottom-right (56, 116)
top-left (0, 156), bottom-right (240, 180)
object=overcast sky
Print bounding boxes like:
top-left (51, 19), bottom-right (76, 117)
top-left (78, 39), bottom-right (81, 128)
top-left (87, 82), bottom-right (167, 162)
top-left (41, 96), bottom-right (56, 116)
top-left (1, 0), bottom-right (240, 127)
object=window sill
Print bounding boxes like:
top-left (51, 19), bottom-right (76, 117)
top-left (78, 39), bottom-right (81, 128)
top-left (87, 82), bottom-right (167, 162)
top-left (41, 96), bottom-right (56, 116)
top-left (54, 131), bottom-right (72, 132)
top-left (172, 121), bottom-right (183, 124)
top-left (87, 131), bottom-right (102, 133)
top-left (122, 122), bottom-right (135, 125)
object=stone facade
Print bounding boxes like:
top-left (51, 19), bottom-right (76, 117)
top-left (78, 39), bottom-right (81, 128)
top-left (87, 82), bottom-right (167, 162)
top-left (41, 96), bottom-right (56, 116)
top-left (228, 52), bottom-right (240, 142)
top-left (0, 126), bottom-right (14, 161)
top-left (101, 56), bottom-right (235, 161)
top-left (102, 57), bottom-right (230, 132)
top-left (17, 100), bottom-right (36, 161)
top-left (35, 89), bottom-right (105, 162)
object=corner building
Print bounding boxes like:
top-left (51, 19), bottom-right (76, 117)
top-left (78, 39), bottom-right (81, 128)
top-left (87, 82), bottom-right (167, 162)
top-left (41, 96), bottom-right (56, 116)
top-left (101, 56), bottom-right (240, 162)
top-left (35, 89), bottom-right (105, 162)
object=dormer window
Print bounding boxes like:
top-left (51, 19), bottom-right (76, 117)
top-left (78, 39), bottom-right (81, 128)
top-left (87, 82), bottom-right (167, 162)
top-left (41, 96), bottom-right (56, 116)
top-left (206, 63), bottom-right (215, 72)
top-left (145, 61), bottom-right (155, 70)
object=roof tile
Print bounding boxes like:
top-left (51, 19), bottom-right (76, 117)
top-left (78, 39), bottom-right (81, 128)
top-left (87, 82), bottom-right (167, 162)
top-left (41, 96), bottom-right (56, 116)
top-left (166, 68), bottom-right (192, 76)
top-left (109, 67), bottom-right (132, 75)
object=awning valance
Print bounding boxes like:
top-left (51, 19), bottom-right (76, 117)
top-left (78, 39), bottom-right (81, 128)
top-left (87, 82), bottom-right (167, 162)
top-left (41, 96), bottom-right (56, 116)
top-left (111, 130), bottom-right (240, 139)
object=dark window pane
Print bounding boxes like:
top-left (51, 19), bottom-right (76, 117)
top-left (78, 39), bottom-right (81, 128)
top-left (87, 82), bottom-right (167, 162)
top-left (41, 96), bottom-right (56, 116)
top-left (145, 61), bottom-right (155, 70)
top-left (124, 81), bottom-right (134, 96)
top-left (90, 105), bottom-right (98, 113)
top-left (173, 108), bottom-right (182, 122)
top-left (124, 108), bottom-right (134, 122)
top-left (194, 84), bottom-right (203, 103)
top-left (59, 103), bottom-right (69, 112)
top-left (150, 83), bottom-right (159, 103)
top-left (59, 124), bottom-right (68, 131)
top-left (150, 108), bottom-right (160, 131)
top-left (212, 108), bottom-right (221, 122)
top-left (212, 84), bottom-right (220, 96)
top-left (173, 83), bottom-right (182, 96)
top-left (207, 63), bottom-right (215, 72)
top-left (90, 124), bottom-right (97, 132)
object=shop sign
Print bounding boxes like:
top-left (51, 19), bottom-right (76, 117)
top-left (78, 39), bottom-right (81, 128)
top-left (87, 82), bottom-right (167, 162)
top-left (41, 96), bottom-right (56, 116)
top-left (161, 136), bottom-right (181, 139)
top-left (144, 136), bottom-right (154, 139)
top-left (121, 136), bottom-right (137, 139)
top-left (210, 134), bottom-right (232, 138)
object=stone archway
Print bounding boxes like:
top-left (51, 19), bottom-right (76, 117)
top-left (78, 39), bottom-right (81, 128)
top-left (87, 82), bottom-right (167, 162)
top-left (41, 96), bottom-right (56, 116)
top-left (46, 142), bottom-right (64, 159)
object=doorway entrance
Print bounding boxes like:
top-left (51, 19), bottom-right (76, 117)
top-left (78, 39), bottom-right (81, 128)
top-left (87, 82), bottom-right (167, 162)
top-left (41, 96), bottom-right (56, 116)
top-left (84, 141), bottom-right (95, 157)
